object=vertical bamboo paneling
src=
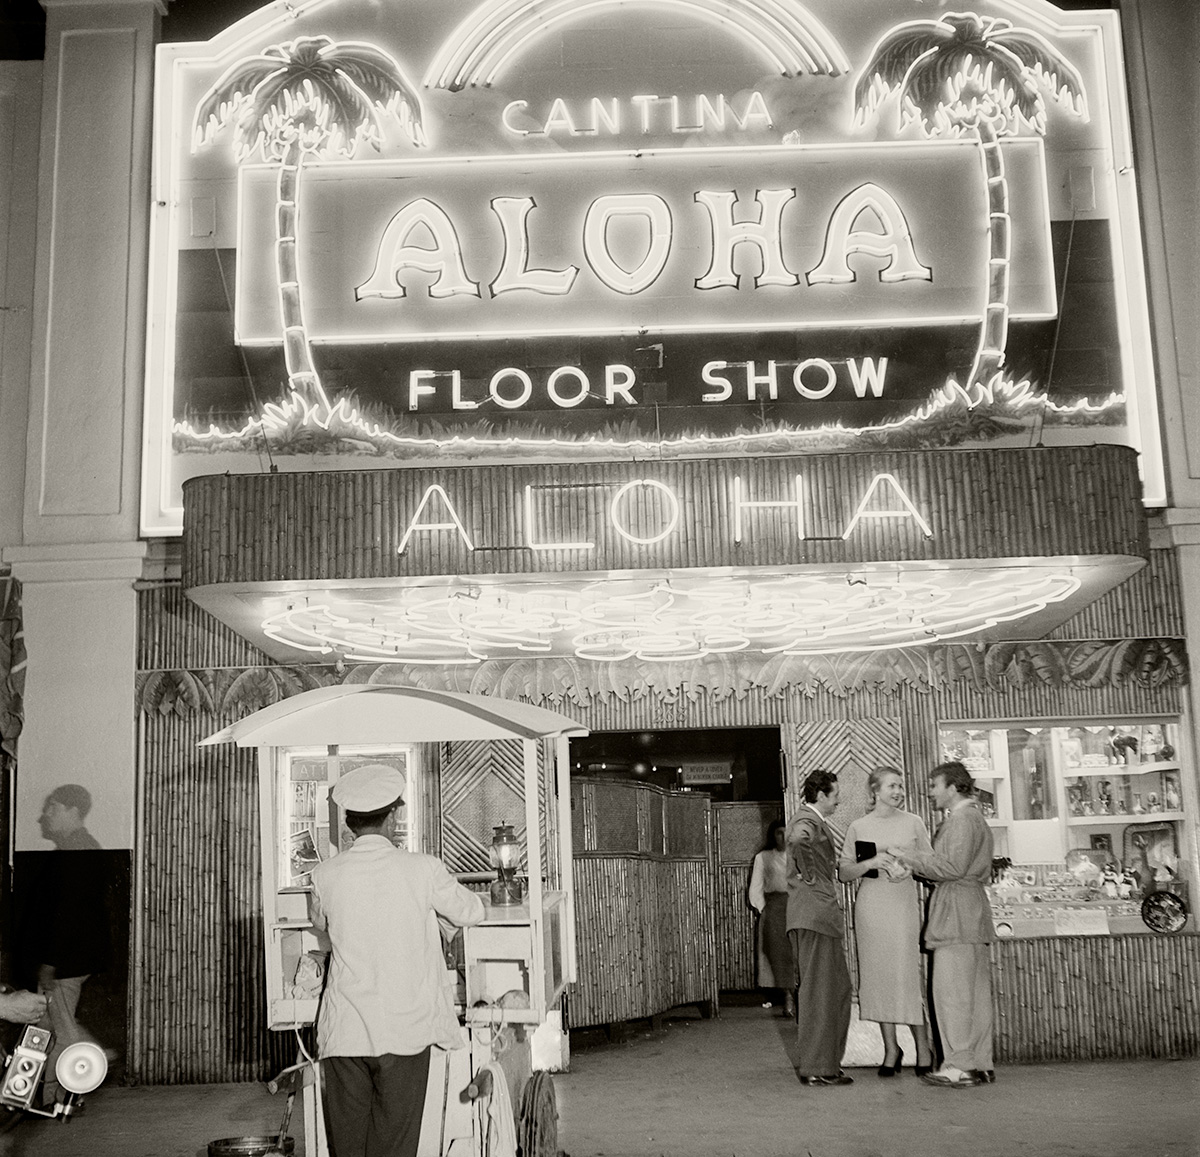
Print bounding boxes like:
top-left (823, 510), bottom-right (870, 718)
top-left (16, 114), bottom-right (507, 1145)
top-left (136, 711), bottom-right (294, 1083)
top-left (991, 935), bottom-right (1200, 1062)
top-left (570, 781), bottom-right (717, 1028)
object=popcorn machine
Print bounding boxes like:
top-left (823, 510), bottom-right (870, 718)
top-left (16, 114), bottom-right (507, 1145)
top-left (201, 685), bottom-right (586, 1157)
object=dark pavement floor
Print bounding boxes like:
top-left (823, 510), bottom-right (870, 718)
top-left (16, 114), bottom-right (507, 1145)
top-left (1, 1003), bottom-right (1196, 1157)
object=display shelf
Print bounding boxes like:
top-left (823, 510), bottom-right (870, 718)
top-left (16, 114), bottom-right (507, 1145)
top-left (1065, 762), bottom-right (1180, 778)
top-left (1067, 811), bottom-right (1185, 826)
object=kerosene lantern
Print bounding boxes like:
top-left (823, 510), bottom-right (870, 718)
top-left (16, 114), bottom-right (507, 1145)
top-left (489, 822), bottom-right (524, 905)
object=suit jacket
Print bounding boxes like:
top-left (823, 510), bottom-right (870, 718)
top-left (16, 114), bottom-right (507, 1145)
top-left (785, 807), bottom-right (843, 939)
top-left (905, 799), bottom-right (995, 948)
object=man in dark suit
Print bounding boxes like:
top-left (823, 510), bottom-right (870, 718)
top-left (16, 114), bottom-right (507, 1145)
top-left (786, 769), bottom-right (853, 1087)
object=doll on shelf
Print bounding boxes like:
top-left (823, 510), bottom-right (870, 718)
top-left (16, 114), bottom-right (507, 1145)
top-left (1096, 781), bottom-right (1113, 815)
top-left (1147, 791), bottom-right (1162, 814)
top-left (1101, 864), bottom-right (1122, 899)
top-left (1164, 777), bottom-right (1181, 812)
top-left (1118, 867), bottom-right (1137, 900)
top-left (1067, 784), bottom-right (1084, 817)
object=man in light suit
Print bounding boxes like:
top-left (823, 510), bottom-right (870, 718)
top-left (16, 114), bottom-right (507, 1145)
top-left (786, 769), bottom-right (854, 1087)
top-left (891, 760), bottom-right (995, 1089)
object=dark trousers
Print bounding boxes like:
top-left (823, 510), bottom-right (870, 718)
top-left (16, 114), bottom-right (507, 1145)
top-left (789, 928), bottom-right (852, 1078)
top-left (323, 1049), bottom-right (432, 1157)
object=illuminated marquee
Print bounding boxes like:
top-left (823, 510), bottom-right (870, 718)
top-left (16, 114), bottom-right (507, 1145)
top-left (142, 0), bottom-right (1165, 536)
top-left (395, 470), bottom-right (934, 555)
top-left (234, 141), bottom-right (1055, 344)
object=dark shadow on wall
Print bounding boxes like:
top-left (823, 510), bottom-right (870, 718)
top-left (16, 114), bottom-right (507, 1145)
top-left (8, 850), bottom-right (131, 1085)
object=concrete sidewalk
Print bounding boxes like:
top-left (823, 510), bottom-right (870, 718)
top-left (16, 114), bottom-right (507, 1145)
top-left (2, 1004), bottom-right (1197, 1157)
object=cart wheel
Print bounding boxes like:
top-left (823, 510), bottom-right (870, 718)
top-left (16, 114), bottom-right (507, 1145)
top-left (518, 1070), bottom-right (558, 1157)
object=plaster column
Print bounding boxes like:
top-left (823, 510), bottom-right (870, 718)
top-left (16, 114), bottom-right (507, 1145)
top-left (2, 0), bottom-right (164, 851)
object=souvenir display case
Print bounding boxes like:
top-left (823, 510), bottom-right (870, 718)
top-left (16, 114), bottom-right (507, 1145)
top-left (202, 685), bottom-right (586, 1157)
top-left (938, 719), bottom-right (1192, 937)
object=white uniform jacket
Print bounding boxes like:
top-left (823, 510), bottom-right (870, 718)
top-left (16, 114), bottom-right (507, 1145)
top-left (308, 836), bottom-right (485, 1057)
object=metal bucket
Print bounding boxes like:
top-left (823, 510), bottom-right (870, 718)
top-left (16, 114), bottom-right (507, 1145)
top-left (207, 1137), bottom-right (295, 1156)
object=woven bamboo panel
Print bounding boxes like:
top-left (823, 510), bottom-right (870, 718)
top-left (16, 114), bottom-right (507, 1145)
top-left (664, 793), bottom-right (708, 858)
top-left (570, 855), bottom-right (718, 1027)
top-left (714, 803), bottom-right (783, 865)
top-left (137, 583), bottom-right (272, 671)
top-left (716, 863), bottom-right (758, 991)
top-left (591, 782), bottom-right (641, 853)
top-left (991, 934), bottom-right (1200, 1061)
top-left (440, 740), bottom-right (526, 874)
top-left (182, 446), bottom-right (1147, 587)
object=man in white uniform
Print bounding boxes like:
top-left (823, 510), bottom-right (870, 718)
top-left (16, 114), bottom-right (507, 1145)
top-left (309, 765), bottom-right (485, 1157)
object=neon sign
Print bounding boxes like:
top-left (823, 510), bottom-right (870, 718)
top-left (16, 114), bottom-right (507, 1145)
top-left (397, 470), bottom-right (932, 556)
top-left (257, 567), bottom-right (1083, 664)
top-left (234, 142), bottom-right (1055, 345)
top-left (141, 0), bottom-right (1165, 537)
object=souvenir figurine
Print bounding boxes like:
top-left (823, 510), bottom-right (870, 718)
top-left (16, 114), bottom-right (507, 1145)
top-left (1067, 784), bottom-right (1084, 816)
top-left (1147, 791), bottom-right (1161, 813)
top-left (1154, 862), bottom-right (1176, 886)
top-left (1111, 733), bottom-right (1138, 765)
top-left (1101, 865), bottom-right (1121, 899)
top-left (1132, 793), bottom-right (1145, 815)
top-left (1165, 777), bottom-right (1181, 811)
top-left (1118, 868), bottom-right (1136, 900)
top-left (1082, 798), bottom-right (1094, 816)
top-left (1096, 781), bottom-right (1112, 815)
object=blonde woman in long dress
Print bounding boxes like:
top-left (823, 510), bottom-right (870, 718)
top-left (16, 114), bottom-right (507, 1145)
top-left (839, 766), bottom-right (935, 1076)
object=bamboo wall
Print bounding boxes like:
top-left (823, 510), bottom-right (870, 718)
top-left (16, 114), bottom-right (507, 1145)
top-left (569, 780), bottom-right (718, 1027)
top-left (992, 934), bottom-right (1200, 1061)
top-left (132, 555), bottom-right (1196, 1077)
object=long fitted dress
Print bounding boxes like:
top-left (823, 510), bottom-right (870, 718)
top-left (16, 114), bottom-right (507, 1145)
top-left (841, 810), bottom-right (933, 1025)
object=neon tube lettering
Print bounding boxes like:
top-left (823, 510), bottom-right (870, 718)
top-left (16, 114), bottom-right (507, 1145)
top-left (792, 359), bottom-right (836, 399)
top-left (583, 194), bottom-right (672, 294)
top-left (806, 183), bottom-right (932, 285)
top-left (694, 189), bottom-right (798, 290)
top-left (631, 95), bottom-right (659, 132)
top-left (733, 475), bottom-right (806, 542)
top-left (490, 368), bottom-right (533, 409)
top-left (610, 479), bottom-right (681, 545)
top-left (732, 90), bottom-right (772, 130)
top-left (841, 473), bottom-right (934, 540)
top-left (701, 361), bottom-right (734, 402)
top-left (409, 370), bottom-right (437, 410)
top-left (452, 372), bottom-right (480, 410)
top-left (398, 485), bottom-right (475, 554)
top-left (847, 357), bottom-right (889, 398)
top-left (356, 199), bottom-right (480, 299)
top-left (605, 364), bottom-right (637, 404)
top-left (501, 100), bottom-right (531, 135)
top-left (745, 361), bottom-right (779, 401)
top-left (546, 366), bottom-right (589, 408)
top-left (489, 197), bottom-right (578, 296)
top-left (542, 97), bottom-right (577, 135)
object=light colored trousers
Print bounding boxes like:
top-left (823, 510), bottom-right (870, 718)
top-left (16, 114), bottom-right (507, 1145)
top-left (931, 942), bottom-right (993, 1072)
top-left (36, 968), bottom-right (96, 1100)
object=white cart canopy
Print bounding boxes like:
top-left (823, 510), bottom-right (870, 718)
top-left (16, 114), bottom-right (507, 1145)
top-left (199, 684), bottom-right (588, 747)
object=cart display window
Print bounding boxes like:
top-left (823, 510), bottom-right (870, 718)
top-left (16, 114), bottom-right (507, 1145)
top-left (279, 746), bottom-right (418, 892)
top-left (938, 720), bottom-right (1191, 937)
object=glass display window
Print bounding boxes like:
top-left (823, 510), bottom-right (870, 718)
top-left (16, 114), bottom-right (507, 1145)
top-left (937, 719), bottom-right (1190, 937)
top-left (278, 745), bottom-right (418, 891)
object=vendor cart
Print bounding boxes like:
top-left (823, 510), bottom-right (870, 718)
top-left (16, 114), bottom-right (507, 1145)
top-left (201, 684), bottom-right (587, 1157)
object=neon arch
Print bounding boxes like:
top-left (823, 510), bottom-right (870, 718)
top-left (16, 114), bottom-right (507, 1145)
top-left (423, 0), bottom-right (851, 91)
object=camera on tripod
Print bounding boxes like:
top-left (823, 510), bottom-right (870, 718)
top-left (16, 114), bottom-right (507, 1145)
top-left (0, 1025), bottom-right (107, 1120)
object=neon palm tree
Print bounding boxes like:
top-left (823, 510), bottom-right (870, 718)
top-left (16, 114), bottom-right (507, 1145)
top-left (854, 12), bottom-right (1086, 391)
top-left (193, 36), bottom-right (425, 419)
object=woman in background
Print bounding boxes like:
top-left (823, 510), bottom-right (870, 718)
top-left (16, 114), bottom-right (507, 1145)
top-left (749, 819), bottom-right (795, 1017)
top-left (839, 766), bottom-right (935, 1075)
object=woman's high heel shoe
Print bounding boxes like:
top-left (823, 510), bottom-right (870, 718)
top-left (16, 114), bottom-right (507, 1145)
top-left (914, 1060), bottom-right (934, 1077)
top-left (877, 1048), bottom-right (903, 1077)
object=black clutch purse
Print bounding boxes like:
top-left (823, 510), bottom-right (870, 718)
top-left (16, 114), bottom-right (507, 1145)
top-left (856, 840), bottom-right (879, 879)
